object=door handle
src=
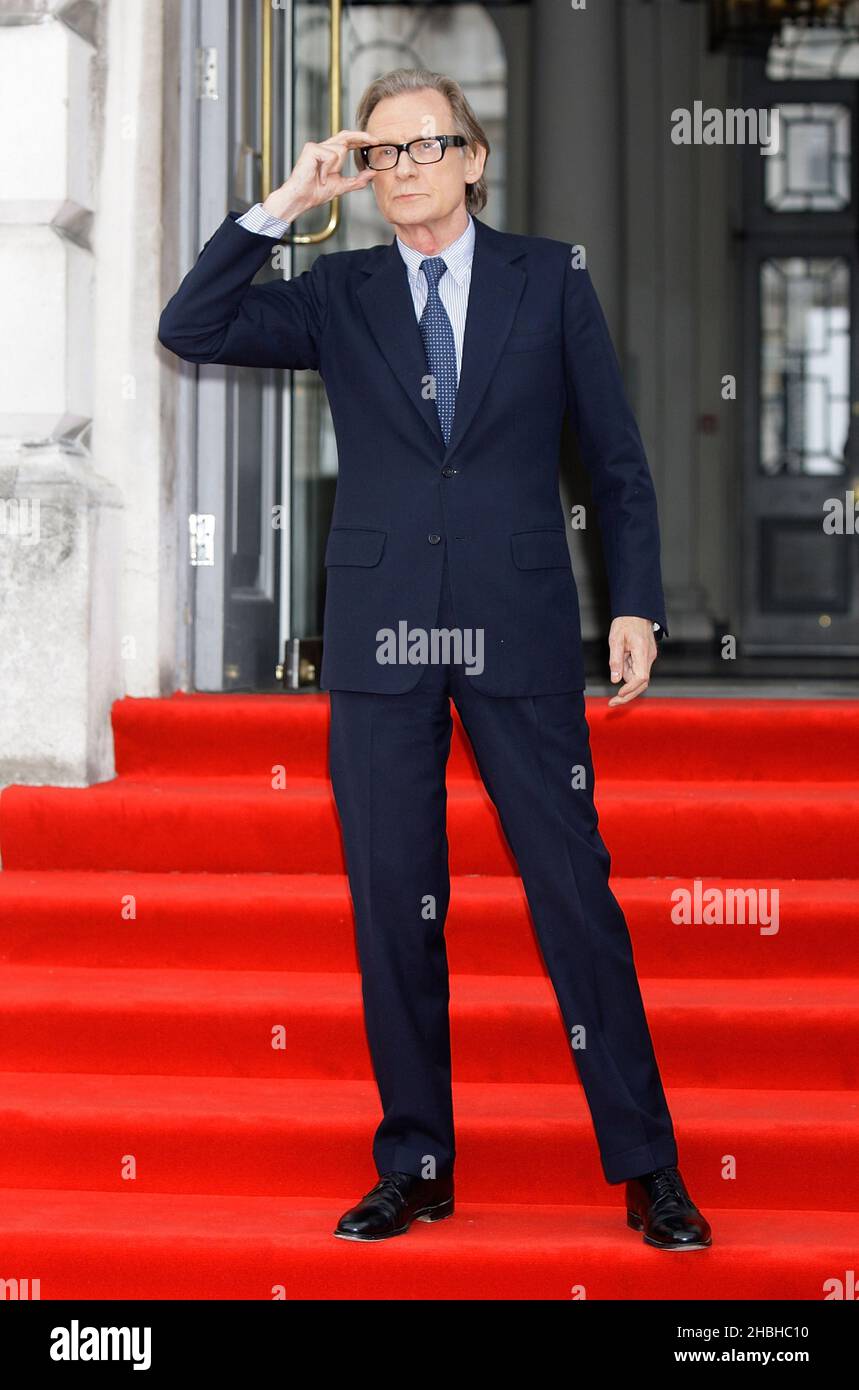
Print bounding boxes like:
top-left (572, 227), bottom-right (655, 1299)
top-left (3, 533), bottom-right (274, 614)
top-left (261, 0), bottom-right (342, 244)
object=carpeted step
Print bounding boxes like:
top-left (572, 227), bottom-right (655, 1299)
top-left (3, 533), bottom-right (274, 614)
top-left (1, 776), bottom-right (856, 877)
top-left (110, 692), bottom-right (859, 784)
top-left (0, 693), bottom-right (855, 1302)
top-left (1, 872), bottom-right (854, 977)
top-left (0, 964), bottom-right (855, 1088)
top-left (0, 1187), bottom-right (855, 1299)
top-left (0, 1072), bottom-right (854, 1210)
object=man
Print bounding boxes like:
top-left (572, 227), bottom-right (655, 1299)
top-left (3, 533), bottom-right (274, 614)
top-left (159, 67), bottom-right (711, 1252)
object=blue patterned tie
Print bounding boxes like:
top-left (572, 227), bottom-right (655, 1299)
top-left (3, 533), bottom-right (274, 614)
top-left (418, 257), bottom-right (457, 446)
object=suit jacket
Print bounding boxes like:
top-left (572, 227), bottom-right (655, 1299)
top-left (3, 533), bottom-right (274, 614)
top-left (158, 211), bottom-right (669, 695)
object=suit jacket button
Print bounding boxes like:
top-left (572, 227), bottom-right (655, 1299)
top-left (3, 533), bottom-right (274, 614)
top-left (441, 466), bottom-right (457, 477)
top-left (428, 534), bottom-right (441, 544)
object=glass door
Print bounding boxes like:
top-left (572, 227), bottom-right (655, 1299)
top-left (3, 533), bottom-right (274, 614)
top-left (739, 57), bottom-right (859, 657)
top-left (193, 0), bottom-right (519, 690)
top-left (194, 0), bottom-right (288, 691)
top-left (285, 0), bottom-right (513, 685)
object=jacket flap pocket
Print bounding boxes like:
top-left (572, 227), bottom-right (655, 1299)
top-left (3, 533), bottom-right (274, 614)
top-left (324, 526), bottom-right (386, 567)
top-left (510, 528), bottom-right (570, 569)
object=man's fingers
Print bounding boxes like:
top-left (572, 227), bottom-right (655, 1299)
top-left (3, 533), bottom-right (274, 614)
top-left (321, 168), bottom-right (377, 196)
top-left (338, 169), bottom-right (377, 190)
top-left (624, 641), bottom-right (649, 678)
top-left (607, 630), bottom-right (656, 700)
top-left (607, 620), bottom-right (658, 703)
top-left (609, 638), bottom-right (645, 682)
top-left (608, 675), bottom-right (649, 706)
top-left (318, 129), bottom-right (376, 152)
top-left (608, 638), bottom-right (626, 682)
top-left (324, 170), bottom-right (376, 195)
top-left (317, 135), bottom-right (376, 184)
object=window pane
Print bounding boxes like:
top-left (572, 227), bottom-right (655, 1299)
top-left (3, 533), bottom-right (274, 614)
top-left (760, 257), bottom-right (850, 476)
top-left (765, 104), bottom-right (851, 212)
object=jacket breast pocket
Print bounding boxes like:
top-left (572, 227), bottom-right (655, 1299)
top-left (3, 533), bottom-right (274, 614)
top-left (324, 526), bottom-right (386, 567)
top-left (510, 528), bottom-right (571, 569)
top-left (503, 330), bottom-right (562, 354)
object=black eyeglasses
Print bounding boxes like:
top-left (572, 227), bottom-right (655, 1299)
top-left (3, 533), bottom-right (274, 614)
top-left (359, 135), bottom-right (467, 171)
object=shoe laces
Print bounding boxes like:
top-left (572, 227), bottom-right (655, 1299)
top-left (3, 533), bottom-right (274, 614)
top-left (647, 1166), bottom-right (690, 1212)
top-left (362, 1171), bottom-right (412, 1216)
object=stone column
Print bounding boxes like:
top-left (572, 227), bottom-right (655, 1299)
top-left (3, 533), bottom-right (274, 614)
top-left (530, 0), bottom-right (632, 641)
top-left (0, 0), bottom-right (121, 788)
top-left (0, 0), bottom-right (173, 795)
top-left (530, 0), bottom-right (725, 643)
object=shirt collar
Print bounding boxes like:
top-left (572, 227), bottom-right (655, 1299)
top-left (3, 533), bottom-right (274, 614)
top-left (395, 212), bottom-right (474, 286)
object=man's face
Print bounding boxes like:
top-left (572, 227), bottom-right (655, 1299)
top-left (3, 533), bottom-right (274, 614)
top-left (363, 88), bottom-right (485, 229)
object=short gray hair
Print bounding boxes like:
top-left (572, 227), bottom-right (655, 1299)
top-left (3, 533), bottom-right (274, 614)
top-left (354, 67), bottom-right (490, 215)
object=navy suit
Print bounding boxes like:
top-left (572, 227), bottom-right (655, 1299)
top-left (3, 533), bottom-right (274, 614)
top-left (159, 211), bottom-right (678, 1184)
top-left (159, 211), bottom-right (667, 694)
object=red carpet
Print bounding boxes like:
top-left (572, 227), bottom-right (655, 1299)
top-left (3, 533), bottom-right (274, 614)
top-left (0, 693), bottom-right (857, 1299)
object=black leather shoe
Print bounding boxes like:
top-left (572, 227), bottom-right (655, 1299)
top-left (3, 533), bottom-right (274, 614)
top-left (333, 1170), bottom-right (455, 1241)
top-left (625, 1166), bottom-right (712, 1250)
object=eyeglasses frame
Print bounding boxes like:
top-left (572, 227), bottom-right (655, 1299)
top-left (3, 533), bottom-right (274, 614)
top-left (358, 134), bottom-right (468, 171)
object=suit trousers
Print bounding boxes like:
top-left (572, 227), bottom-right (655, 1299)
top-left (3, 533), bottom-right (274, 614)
top-left (327, 544), bottom-right (678, 1185)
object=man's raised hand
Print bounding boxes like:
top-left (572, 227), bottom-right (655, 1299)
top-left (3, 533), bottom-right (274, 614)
top-left (262, 129), bottom-right (378, 223)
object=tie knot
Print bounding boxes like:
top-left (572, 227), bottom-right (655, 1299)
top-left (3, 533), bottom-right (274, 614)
top-left (420, 256), bottom-right (447, 290)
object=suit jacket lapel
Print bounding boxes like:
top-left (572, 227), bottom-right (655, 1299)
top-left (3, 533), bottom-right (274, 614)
top-left (356, 214), bottom-right (527, 462)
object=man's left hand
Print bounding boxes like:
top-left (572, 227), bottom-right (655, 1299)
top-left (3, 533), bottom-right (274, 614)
top-left (607, 617), bottom-right (658, 705)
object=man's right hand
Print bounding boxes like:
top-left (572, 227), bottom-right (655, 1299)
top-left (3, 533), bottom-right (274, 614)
top-left (262, 129), bottom-right (378, 223)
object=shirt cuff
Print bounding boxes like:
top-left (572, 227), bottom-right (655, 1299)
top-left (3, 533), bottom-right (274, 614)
top-left (236, 203), bottom-right (291, 238)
